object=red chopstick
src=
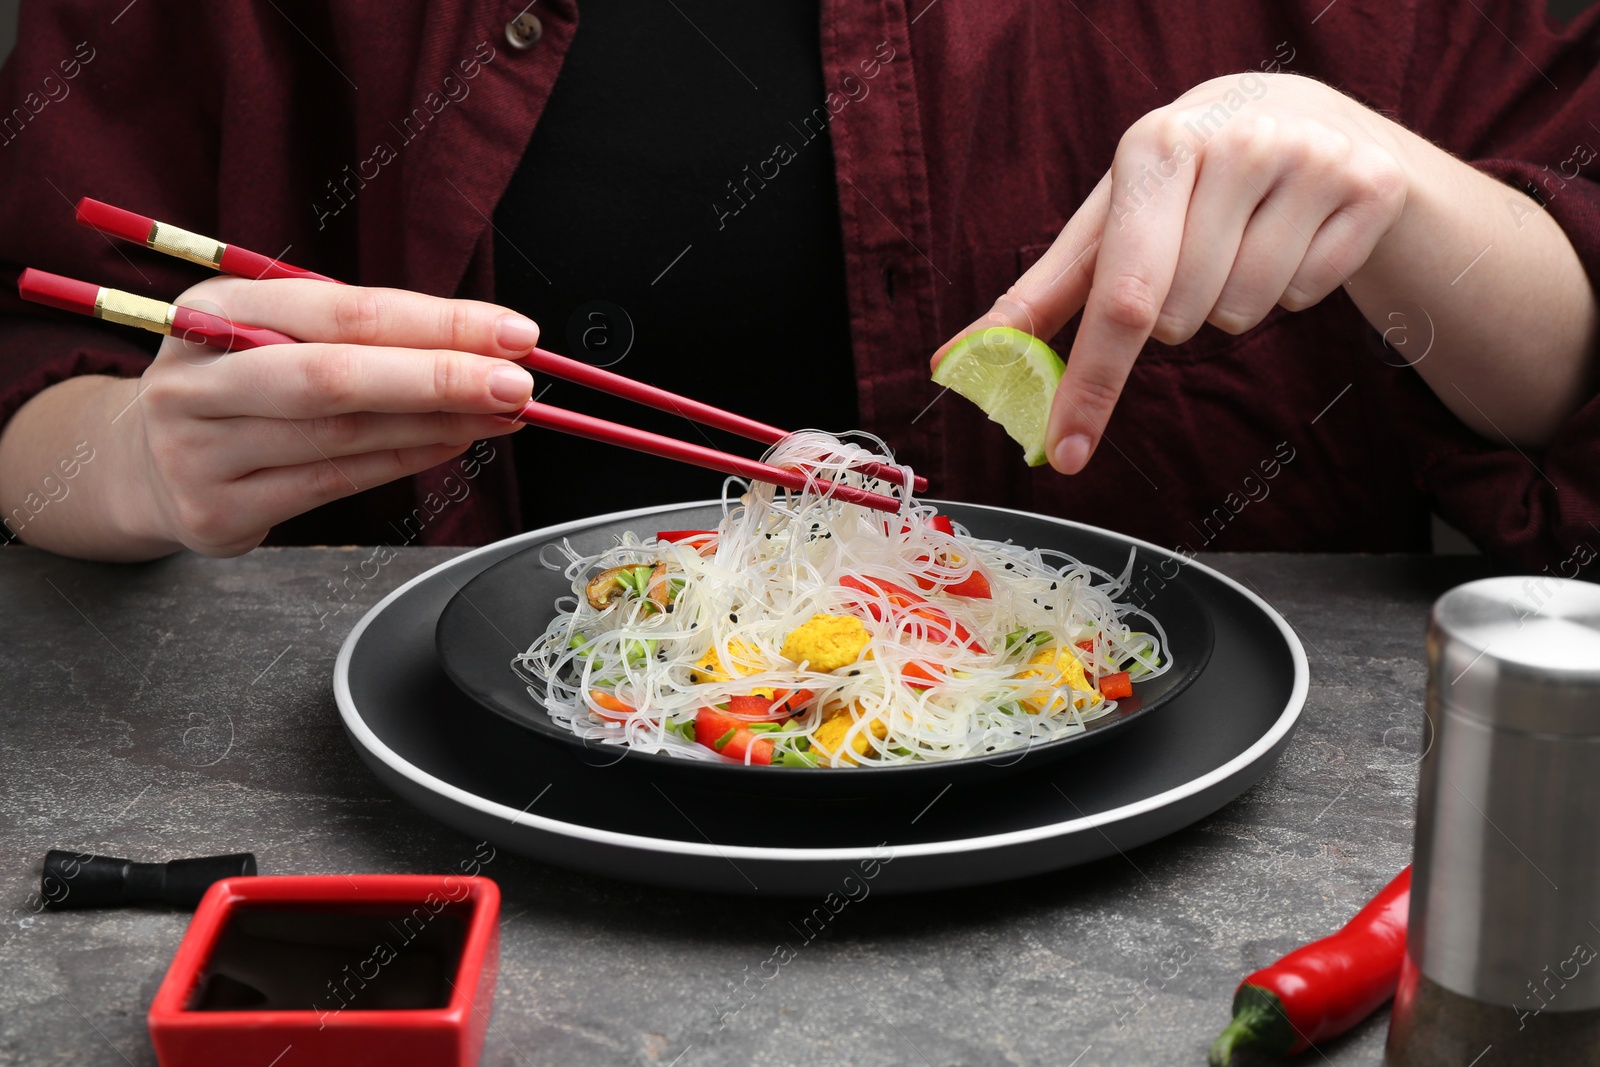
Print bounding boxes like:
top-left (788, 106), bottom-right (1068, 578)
top-left (514, 347), bottom-right (923, 491)
top-left (17, 272), bottom-right (906, 513)
top-left (18, 268), bottom-right (294, 351)
top-left (76, 198), bottom-right (338, 283)
top-left (74, 197), bottom-right (928, 494)
top-left (516, 401), bottom-right (903, 512)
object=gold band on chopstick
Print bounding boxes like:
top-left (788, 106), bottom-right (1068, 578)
top-left (147, 220), bottom-right (226, 268)
top-left (95, 287), bottom-right (177, 334)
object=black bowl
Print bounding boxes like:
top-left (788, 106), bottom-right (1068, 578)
top-left (435, 501), bottom-right (1213, 797)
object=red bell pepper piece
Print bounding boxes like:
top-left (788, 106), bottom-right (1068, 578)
top-left (1098, 672), bottom-right (1133, 700)
top-left (839, 575), bottom-right (986, 652)
top-left (842, 574), bottom-right (927, 603)
top-left (901, 662), bottom-right (944, 690)
top-left (589, 690), bottom-right (636, 724)
top-left (727, 689), bottom-right (814, 718)
top-left (1210, 867), bottom-right (1411, 1064)
top-left (910, 515), bottom-right (993, 599)
top-left (657, 529), bottom-right (717, 556)
top-left (941, 570), bottom-right (992, 599)
top-left (693, 706), bottom-right (774, 764)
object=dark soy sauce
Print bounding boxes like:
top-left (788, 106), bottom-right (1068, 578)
top-left (188, 904), bottom-right (469, 1013)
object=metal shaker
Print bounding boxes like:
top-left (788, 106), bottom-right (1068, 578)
top-left (1387, 576), bottom-right (1600, 1065)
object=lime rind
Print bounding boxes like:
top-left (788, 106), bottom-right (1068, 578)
top-left (932, 327), bottom-right (1065, 466)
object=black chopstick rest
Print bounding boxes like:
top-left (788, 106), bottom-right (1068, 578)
top-left (40, 850), bottom-right (257, 909)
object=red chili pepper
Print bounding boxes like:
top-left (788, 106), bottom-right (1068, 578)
top-left (929, 515), bottom-right (955, 536)
top-left (1210, 866), bottom-right (1411, 1065)
top-left (656, 529), bottom-right (716, 542)
top-left (1098, 671), bottom-right (1133, 700)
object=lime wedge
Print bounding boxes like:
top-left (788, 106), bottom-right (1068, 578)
top-left (931, 327), bottom-right (1065, 466)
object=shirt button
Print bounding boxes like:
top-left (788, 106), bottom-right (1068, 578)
top-left (505, 12), bottom-right (543, 49)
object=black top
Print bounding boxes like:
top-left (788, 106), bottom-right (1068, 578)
top-left (494, 2), bottom-right (858, 530)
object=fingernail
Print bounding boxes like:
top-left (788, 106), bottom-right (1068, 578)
top-left (489, 365), bottom-right (533, 405)
top-left (495, 314), bottom-right (540, 352)
top-left (1052, 434), bottom-right (1091, 474)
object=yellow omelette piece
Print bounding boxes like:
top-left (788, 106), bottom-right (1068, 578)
top-left (690, 639), bottom-right (775, 699)
top-left (780, 613), bottom-right (872, 673)
top-left (812, 704), bottom-right (889, 766)
top-left (1018, 645), bottom-right (1096, 715)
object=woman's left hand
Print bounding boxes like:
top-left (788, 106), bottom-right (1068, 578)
top-left (936, 72), bottom-right (1412, 473)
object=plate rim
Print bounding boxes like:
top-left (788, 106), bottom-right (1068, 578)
top-left (334, 500), bottom-right (1309, 864)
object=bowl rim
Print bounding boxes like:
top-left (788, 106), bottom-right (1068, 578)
top-left (147, 874), bottom-right (499, 1028)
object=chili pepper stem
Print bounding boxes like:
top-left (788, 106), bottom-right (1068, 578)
top-left (1209, 985), bottom-right (1298, 1065)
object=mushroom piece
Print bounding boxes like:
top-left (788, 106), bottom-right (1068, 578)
top-left (585, 562), bottom-right (673, 612)
top-left (643, 562), bottom-right (672, 611)
top-left (585, 566), bottom-right (632, 610)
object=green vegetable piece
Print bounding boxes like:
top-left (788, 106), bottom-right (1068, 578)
top-left (713, 727), bottom-right (737, 751)
top-left (1003, 628), bottom-right (1051, 654)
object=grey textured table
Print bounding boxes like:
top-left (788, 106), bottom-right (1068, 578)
top-left (0, 546), bottom-right (1495, 1066)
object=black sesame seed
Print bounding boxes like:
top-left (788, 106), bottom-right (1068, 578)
top-left (729, 613), bottom-right (738, 623)
top-left (1004, 563), bottom-right (1015, 570)
top-left (1045, 605), bottom-right (1054, 610)
top-left (1049, 582), bottom-right (1058, 591)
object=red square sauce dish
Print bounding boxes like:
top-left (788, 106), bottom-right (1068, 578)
top-left (148, 874), bottom-right (500, 1067)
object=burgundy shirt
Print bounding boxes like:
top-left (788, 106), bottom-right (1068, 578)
top-left (2, 1), bottom-right (1599, 569)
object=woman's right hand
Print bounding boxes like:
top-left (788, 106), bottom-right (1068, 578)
top-left (120, 276), bottom-right (538, 556)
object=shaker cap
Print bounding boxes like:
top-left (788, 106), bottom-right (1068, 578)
top-left (1430, 576), bottom-right (1600, 734)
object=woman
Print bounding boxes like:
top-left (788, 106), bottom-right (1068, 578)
top-left (0, 1), bottom-right (1596, 568)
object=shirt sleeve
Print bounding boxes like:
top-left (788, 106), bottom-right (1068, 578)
top-left (1390, 0), bottom-right (1600, 568)
top-left (0, 2), bottom-right (224, 436)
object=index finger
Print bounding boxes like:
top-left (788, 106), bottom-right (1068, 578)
top-left (1047, 132), bottom-right (1196, 473)
top-left (175, 277), bottom-right (541, 360)
top-left (930, 170), bottom-right (1111, 372)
